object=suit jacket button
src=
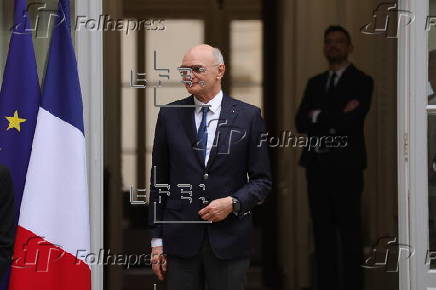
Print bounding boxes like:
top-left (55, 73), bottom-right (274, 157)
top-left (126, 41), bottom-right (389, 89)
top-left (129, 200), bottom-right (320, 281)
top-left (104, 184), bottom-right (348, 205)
top-left (203, 173), bottom-right (209, 180)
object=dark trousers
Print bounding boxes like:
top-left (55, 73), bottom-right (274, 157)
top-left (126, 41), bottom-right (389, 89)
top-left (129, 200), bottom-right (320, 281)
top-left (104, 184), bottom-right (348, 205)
top-left (166, 232), bottom-right (250, 290)
top-left (306, 165), bottom-right (364, 290)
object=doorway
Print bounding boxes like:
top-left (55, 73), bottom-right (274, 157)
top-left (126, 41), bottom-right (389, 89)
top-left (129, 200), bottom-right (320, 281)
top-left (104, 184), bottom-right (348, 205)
top-left (104, 1), bottom-right (267, 289)
top-left (103, 0), bottom-right (400, 289)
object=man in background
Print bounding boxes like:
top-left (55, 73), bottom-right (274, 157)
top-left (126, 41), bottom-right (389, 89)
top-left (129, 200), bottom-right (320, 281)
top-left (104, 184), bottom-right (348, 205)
top-left (0, 165), bottom-right (15, 279)
top-left (295, 25), bottom-right (373, 290)
top-left (148, 44), bottom-right (272, 290)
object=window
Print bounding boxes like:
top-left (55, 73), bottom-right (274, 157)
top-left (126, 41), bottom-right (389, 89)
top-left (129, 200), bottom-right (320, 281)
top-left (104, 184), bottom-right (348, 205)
top-left (231, 20), bottom-right (263, 109)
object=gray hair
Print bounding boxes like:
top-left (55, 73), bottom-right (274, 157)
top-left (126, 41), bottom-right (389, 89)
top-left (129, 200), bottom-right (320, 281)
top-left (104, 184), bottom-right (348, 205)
top-left (213, 47), bottom-right (224, 65)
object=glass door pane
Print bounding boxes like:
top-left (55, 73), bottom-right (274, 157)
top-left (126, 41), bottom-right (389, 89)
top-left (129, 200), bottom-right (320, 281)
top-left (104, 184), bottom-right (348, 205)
top-left (230, 20), bottom-right (263, 109)
top-left (121, 27), bottom-right (138, 191)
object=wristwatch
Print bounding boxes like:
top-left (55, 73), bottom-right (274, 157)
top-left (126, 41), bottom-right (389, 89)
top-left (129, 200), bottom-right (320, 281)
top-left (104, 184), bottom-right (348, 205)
top-left (231, 197), bottom-right (240, 214)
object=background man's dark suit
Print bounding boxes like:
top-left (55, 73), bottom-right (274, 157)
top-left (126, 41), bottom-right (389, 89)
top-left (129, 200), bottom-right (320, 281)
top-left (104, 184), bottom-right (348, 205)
top-left (296, 64), bottom-right (373, 290)
top-left (148, 94), bottom-right (271, 260)
top-left (0, 166), bottom-right (16, 279)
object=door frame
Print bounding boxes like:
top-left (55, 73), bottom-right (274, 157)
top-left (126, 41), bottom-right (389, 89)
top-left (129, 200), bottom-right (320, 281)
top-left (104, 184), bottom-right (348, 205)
top-left (398, 0), bottom-right (435, 289)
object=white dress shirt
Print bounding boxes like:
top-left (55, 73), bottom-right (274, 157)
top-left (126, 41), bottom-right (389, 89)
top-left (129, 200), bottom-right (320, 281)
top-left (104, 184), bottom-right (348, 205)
top-left (193, 90), bottom-right (223, 166)
top-left (151, 91), bottom-right (223, 248)
top-left (325, 63), bottom-right (350, 90)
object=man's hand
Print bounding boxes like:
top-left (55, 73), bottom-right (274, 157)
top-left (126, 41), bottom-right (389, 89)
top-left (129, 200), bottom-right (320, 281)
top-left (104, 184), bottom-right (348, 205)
top-left (151, 246), bottom-right (167, 281)
top-left (308, 110), bottom-right (321, 123)
top-left (198, 196), bottom-right (233, 222)
top-left (344, 99), bottom-right (359, 112)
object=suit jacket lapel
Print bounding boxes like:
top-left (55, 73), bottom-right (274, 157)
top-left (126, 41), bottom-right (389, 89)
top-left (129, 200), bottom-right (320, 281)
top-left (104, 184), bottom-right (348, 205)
top-left (318, 71), bottom-right (330, 107)
top-left (206, 95), bottom-right (239, 170)
top-left (180, 95), bottom-right (205, 168)
top-left (321, 71), bottom-right (329, 93)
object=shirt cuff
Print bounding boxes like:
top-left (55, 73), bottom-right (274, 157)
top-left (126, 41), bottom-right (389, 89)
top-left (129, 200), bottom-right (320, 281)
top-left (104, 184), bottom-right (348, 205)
top-left (151, 238), bottom-right (163, 247)
top-left (312, 110), bottom-right (321, 123)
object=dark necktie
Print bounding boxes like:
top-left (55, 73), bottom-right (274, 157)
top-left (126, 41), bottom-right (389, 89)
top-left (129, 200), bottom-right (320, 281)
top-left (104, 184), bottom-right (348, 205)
top-left (327, 72), bottom-right (337, 96)
top-left (197, 106), bottom-right (209, 164)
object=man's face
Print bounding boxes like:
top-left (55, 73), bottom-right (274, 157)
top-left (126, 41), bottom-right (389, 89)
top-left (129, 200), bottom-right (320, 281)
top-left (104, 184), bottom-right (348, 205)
top-left (180, 50), bottom-right (225, 97)
top-left (324, 31), bottom-right (352, 64)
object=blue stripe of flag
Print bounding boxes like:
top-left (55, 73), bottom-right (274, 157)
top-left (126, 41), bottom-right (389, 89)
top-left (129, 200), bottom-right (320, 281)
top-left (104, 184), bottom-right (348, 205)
top-left (42, 0), bottom-right (84, 133)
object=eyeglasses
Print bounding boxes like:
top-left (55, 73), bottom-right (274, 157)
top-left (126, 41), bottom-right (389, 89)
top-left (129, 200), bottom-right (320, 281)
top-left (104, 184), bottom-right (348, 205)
top-left (177, 64), bottom-right (220, 76)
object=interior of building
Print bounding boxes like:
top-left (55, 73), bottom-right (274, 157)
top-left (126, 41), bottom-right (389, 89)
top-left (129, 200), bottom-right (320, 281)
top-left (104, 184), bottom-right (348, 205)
top-left (102, 0), bottom-right (398, 289)
top-left (0, 0), bottom-right (401, 289)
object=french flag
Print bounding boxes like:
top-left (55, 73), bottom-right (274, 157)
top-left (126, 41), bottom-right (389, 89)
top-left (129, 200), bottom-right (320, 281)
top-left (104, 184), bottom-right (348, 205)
top-left (9, 0), bottom-right (91, 289)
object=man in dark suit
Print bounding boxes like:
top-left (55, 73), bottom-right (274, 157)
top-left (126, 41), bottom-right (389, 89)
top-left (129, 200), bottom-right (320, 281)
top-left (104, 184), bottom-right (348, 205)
top-left (0, 166), bottom-right (16, 280)
top-left (295, 26), bottom-right (373, 290)
top-left (148, 44), bottom-right (272, 290)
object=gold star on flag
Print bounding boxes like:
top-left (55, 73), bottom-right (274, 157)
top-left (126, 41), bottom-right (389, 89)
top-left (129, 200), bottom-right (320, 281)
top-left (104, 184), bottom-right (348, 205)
top-left (5, 110), bottom-right (27, 132)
